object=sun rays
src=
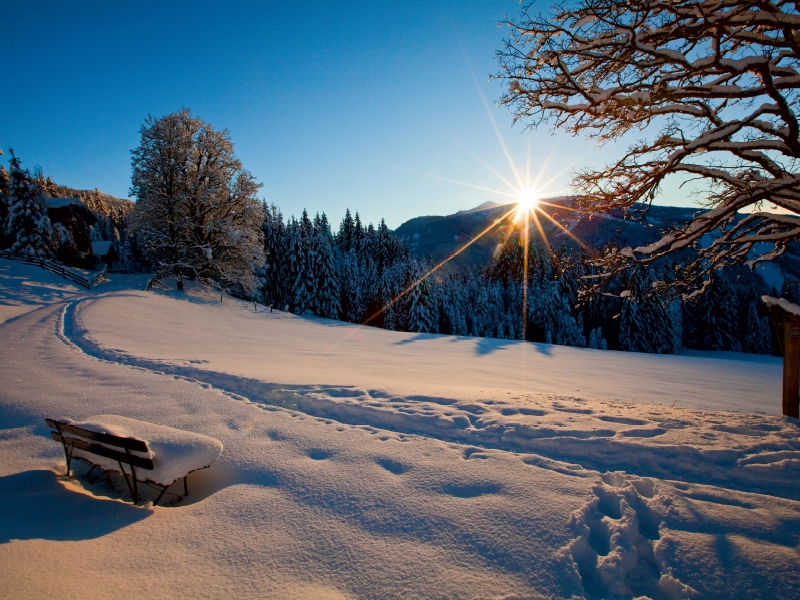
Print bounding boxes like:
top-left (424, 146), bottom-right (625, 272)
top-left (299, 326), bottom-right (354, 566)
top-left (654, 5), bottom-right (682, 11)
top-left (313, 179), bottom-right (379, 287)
top-left (356, 140), bottom-right (590, 342)
top-left (328, 76), bottom-right (593, 349)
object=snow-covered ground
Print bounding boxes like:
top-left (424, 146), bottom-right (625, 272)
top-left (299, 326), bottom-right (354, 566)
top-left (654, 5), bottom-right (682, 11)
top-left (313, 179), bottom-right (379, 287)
top-left (0, 258), bottom-right (797, 599)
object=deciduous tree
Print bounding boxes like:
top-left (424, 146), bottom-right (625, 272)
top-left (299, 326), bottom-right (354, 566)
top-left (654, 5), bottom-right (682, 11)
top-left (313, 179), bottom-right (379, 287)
top-left (497, 0), bottom-right (800, 297)
top-left (130, 109), bottom-right (263, 293)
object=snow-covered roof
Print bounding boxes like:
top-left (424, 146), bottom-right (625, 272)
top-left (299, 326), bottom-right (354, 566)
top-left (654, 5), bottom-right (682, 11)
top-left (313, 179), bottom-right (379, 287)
top-left (91, 240), bottom-right (114, 256)
top-left (46, 197), bottom-right (86, 209)
top-left (762, 295), bottom-right (800, 319)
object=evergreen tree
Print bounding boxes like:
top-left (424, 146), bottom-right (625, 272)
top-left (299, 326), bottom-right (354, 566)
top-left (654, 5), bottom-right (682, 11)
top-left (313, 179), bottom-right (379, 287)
top-left (309, 225), bottom-right (340, 319)
top-left (376, 266), bottom-right (399, 330)
top-left (694, 274), bottom-right (742, 352)
top-left (781, 277), bottom-right (800, 304)
top-left (338, 208), bottom-right (354, 252)
top-left (374, 218), bottom-right (405, 274)
top-left (399, 258), bottom-right (437, 333)
top-left (742, 302), bottom-right (773, 355)
top-left (0, 162), bottom-right (11, 250)
top-left (353, 212), bottom-right (365, 254)
top-left (438, 269), bottom-right (469, 336)
top-left (260, 204), bottom-right (287, 308)
top-left (340, 249), bottom-right (365, 323)
top-left (319, 212), bottom-right (331, 239)
top-left (490, 229), bottom-right (524, 283)
top-left (5, 152), bottom-right (54, 259)
top-left (286, 219), bottom-right (309, 314)
top-left (618, 268), bottom-right (681, 353)
top-left (588, 328), bottom-right (608, 350)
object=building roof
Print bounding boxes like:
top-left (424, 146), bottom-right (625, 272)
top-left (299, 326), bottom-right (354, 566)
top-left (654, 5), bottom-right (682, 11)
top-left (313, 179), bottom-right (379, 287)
top-left (46, 197), bottom-right (86, 209)
top-left (91, 240), bottom-right (115, 256)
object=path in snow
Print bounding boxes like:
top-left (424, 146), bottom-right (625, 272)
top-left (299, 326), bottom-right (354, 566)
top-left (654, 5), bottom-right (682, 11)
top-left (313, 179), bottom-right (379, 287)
top-left (62, 285), bottom-right (797, 500)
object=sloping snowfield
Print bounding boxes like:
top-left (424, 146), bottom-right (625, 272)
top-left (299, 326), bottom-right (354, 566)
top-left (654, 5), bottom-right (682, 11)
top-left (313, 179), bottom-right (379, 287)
top-left (0, 258), bottom-right (797, 599)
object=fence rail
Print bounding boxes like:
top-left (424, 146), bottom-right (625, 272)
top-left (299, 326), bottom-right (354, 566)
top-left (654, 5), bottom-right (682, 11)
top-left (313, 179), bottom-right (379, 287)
top-left (0, 250), bottom-right (106, 289)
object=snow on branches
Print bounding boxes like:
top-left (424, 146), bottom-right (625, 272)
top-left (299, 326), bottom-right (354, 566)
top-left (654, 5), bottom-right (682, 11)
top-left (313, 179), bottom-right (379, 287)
top-left (497, 0), bottom-right (800, 297)
top-left (130, 110), bottom-right (264, 294)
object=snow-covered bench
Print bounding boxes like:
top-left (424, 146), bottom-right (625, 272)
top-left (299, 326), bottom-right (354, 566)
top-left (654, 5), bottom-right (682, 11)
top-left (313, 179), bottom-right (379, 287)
top-left (46, 415), bottom-right (223, 506)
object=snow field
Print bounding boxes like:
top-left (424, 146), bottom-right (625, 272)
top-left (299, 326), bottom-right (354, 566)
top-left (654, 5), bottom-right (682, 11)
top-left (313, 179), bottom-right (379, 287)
top-left (0, 263), bottom-right (798, 599)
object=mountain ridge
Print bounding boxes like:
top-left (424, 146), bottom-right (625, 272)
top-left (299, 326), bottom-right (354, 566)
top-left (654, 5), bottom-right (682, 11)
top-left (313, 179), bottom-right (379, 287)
top-left (393, 199), bottom-right (798, 285)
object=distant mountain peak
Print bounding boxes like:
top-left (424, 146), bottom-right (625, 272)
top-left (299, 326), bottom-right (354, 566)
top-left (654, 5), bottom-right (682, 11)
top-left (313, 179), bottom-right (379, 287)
top-left (456, 200), bottom-right (501, 214)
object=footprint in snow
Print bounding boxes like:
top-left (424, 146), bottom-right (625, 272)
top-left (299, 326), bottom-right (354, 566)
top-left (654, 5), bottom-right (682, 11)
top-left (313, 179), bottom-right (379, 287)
top-left (376, 458), bottom-right (408, 475)
top-left (618, 428), bottom-right (667, 438)
top-left (553, 404), bottom-right (594, 414)
top-left (597, 415), bottom-right (648, 425)
top-left (463, 447), bottom-right (489, 460)
top-left (441, 481), bottom-right (502, 498)
top-left (307, 448), bottom-right (335, 460)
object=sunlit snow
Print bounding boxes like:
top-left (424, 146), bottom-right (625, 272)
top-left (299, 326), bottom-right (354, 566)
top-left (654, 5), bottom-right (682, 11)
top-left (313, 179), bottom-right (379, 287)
top-left (0, 258), bottom-right (797, 599)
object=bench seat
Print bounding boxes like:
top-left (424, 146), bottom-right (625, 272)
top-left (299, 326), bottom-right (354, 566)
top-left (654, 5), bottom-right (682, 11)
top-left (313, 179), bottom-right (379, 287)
top-left (47, 414), bottom-right (223, 504)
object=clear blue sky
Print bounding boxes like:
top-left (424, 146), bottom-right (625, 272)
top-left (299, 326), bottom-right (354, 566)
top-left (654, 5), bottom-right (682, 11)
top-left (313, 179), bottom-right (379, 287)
top-left (1, 1), bottom-right (681, 229)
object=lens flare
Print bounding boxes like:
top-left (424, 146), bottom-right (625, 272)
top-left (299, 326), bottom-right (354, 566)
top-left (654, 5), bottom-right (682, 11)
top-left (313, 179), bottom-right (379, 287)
top-left (513, 188), bottom-right (540, 224)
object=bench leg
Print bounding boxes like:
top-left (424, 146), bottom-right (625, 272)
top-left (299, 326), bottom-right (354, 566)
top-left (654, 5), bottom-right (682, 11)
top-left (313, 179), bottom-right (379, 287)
top-left (152, 477), bottom-right (188, 507)
top-left (64, 443), bottom-right (74, 477)
top-left (56, 425), bottom-right (74, 477)
top-left (117, 460), bottom-right (139, 505)
top-left (131, 465), bottom-right (138, 504)
top-left (153, 484), bottom-right (171, 507)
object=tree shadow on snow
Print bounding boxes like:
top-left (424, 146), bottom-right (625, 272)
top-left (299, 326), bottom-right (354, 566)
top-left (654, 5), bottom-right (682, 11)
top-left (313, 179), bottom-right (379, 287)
top-left (472, 337), bottom-right (554, 356)
top-left (0, 470), bottom-right (151, 543)
top-left (395, 333), bottom-right (436, 345)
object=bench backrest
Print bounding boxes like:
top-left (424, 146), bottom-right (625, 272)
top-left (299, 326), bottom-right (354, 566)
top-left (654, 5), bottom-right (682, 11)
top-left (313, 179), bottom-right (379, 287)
top-left (45, 418), bottom-right (154, 470)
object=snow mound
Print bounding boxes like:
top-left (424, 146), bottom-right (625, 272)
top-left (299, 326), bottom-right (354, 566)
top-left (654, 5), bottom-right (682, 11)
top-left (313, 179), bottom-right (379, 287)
top-left (63, 414), bottom-right (223, 486)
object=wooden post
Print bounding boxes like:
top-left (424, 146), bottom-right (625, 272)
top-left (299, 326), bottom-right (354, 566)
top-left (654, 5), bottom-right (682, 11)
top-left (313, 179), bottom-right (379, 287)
top-left (764, 297), bottom-right (800, 419)
top-left (783, 322), bottom-right (800, 419)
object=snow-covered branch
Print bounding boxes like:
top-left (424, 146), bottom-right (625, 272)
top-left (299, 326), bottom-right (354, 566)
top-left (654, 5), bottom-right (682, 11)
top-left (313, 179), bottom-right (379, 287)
top-left (497, 0), bottom-right (800, 296)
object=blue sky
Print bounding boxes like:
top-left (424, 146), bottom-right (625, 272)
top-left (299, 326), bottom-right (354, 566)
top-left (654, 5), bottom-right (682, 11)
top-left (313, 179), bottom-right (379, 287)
top-left (2, 1), bottom-right (683, 229)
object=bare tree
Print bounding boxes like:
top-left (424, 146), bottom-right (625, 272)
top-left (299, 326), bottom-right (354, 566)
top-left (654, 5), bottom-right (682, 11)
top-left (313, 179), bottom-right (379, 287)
top-left (497, 0), bottom-right (800, 297)
top-left (131, 109), bottom-right (264, 294)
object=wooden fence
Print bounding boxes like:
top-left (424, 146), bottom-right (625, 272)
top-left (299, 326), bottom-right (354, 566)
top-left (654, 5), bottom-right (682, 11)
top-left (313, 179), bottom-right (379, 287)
top-left (0, 250), bottom-right (106, 289)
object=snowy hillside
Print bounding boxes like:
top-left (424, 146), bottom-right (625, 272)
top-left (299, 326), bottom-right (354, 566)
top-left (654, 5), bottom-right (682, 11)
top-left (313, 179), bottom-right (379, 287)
top-left (0, 258), bottom-right (798, 599)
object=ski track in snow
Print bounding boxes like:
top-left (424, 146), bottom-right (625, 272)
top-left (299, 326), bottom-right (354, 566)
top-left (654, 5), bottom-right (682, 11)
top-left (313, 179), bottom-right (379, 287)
top-left (59, 296), bottom-right (800, 502)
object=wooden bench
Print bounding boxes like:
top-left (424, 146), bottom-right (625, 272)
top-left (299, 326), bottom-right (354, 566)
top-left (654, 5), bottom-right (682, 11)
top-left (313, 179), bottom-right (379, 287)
top-left (46, 415), bottom-right (223, 506)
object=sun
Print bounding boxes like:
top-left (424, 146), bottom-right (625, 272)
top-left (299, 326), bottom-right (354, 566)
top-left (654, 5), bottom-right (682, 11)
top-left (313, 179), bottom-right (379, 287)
top-left (518, 188), bottom-right (540, 209)
top-left (514, 188), bottom-right (540, 222)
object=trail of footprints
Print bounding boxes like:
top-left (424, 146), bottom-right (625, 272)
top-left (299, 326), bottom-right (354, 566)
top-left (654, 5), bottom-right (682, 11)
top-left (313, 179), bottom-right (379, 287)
top-left (566, 472), bottom-right (694, 600)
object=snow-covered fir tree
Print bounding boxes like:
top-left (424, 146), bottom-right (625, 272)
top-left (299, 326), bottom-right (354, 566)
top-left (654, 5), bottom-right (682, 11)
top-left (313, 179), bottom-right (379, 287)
top-left (337, 209), bottom-right (355, 253)
top-left (5, 152), bottom-right (54, 259)
top-left (587, 328), bottom-right (607, 350)
top-left (618, 268), bottom-right (681, 354)
top-left (781, 278), bottom-right (800, 305)
top-left (398, 258), bottom-right (438, 334)
top-left (310, 224), bottom-right (340, 319)
top-left (340, 249), bottom-right (365, 323)
top-left (286, 218), bottom-right (310, 314)
top-left (693, 275), bottom-right (742, 352)
top-left (0, 161), bottom-right (12, 250)
top-left (742, 302), bottom-right (773, 355)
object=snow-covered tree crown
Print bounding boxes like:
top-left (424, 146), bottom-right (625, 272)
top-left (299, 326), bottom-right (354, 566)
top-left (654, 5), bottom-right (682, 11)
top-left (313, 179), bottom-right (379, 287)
top-left (130, 109), bottom-right (264, 293)
top-left (497, 0), bottom-right (800, 297)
